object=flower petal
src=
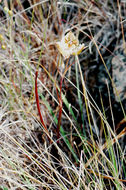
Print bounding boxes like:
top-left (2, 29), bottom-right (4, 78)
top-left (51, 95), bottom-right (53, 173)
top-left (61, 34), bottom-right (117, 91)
top-left (56, 31), bottom-right (85, 59)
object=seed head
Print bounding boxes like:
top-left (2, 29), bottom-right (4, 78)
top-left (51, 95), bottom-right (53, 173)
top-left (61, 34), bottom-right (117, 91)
top-left (8, 10), bottom-right (13, 16)
top-left (1, 44), bottom-right (6, 50)
top-left (0, 34), bottom-right (4, 41)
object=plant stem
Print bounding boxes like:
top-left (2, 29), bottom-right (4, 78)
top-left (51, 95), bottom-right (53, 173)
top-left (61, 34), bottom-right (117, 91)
top-left (57, 76), bottom-right (63, 141)
top-left (35, 71), bottom-right (49, 135)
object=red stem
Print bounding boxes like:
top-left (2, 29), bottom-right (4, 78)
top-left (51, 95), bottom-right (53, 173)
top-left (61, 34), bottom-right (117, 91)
top-left (57, 76), bottom-right (63, 141)
top-left (35, 71), bottom-right (49, 135)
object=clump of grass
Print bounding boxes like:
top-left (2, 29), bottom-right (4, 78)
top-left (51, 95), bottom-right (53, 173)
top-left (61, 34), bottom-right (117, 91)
top-left (0, 0), bottom-right (126, 189)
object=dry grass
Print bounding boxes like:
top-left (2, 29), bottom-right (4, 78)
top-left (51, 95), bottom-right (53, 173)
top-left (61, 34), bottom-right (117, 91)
top-left (0, 0), bottom-right (126, 189)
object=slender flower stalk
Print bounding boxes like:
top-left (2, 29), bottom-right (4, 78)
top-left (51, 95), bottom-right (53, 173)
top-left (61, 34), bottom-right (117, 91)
top-left (35, 71), bottom-right (50, 136)
top-left (57, 77), bottom-right (63, 142)
top-left (56, 30), bottom-right (85, 141)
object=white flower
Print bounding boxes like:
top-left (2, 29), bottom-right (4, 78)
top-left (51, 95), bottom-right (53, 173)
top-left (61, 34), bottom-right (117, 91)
top-left (56, 31), bottom-right (85, 59)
